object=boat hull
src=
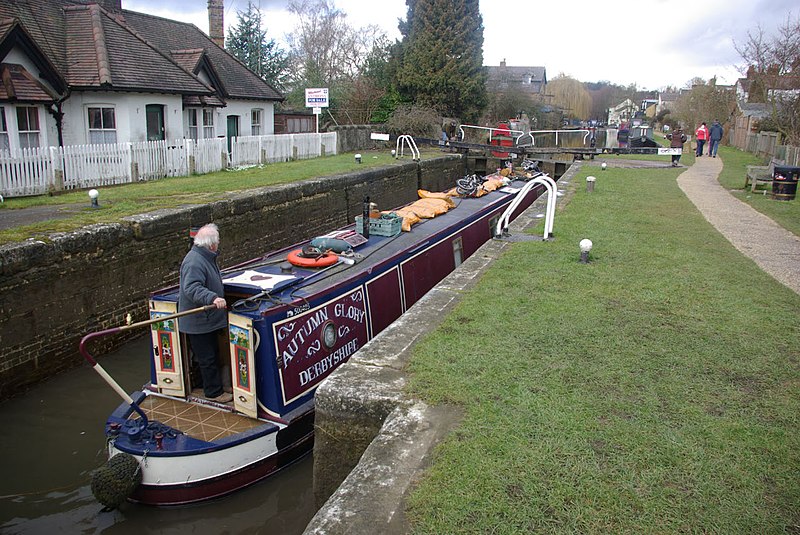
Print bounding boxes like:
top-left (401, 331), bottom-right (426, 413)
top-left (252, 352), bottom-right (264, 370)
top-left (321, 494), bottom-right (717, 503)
top-left (109, 402), bottom-right (315, 506)
top-left (100, 174), bottom-right (551, 506)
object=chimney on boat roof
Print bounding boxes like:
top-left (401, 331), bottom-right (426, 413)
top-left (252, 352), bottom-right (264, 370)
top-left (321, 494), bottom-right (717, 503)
top-left (208, 0), bottom-right (224, 48)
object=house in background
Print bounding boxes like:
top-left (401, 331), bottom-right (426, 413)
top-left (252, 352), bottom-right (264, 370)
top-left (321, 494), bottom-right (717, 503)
top-left (730, 69), bottom-right (800, 150)
top-left (485, 60), bottom-right (547, 98)
top-left (0, 0), bottom-right (283, 153)
top-left (607, 98), bottom-right (636, 126)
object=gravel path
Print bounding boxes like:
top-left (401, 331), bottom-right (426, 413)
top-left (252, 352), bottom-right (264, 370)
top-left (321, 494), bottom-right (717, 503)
top-left (677, 156), bottom-right (800, 295)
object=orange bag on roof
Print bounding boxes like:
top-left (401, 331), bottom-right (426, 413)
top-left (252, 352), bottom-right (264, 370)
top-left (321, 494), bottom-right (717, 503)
top-left (481, 178), bottom-right (505, 192)
top-left (406, 200), bottom-right (437, 219)
top-left (417, 190), bottom-right (456, 208)
top-left (391, 208), bottom-right (421, 232)
top-left (413, 198), bottom-right (450, 216)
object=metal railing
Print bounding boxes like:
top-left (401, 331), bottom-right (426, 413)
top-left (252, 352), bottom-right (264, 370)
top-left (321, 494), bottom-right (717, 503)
top-left (395, 135), bottom-right (420, 160)
top-left (494, 173), bottom-right (557, 240)
top-left (517, 129), bottom-right (591, 147)
top-left (457, 124), bottom-right (526, 144)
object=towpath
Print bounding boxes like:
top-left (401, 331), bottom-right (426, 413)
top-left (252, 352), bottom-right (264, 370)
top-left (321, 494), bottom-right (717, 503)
top-left (675, 155), bottom-right (800, 295)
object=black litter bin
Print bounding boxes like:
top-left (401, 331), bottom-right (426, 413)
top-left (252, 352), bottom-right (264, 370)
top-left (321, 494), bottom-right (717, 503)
top-left (772, 166), bottom-right (799, 201)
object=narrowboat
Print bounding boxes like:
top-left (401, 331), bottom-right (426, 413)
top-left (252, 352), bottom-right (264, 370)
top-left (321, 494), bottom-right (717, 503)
top-left (81, 170), bottom-right (554, 507)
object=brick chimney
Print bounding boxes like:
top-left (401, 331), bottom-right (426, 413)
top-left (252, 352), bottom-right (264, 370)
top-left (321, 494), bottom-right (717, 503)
top-left (208, 0), bottom-right (224, 48)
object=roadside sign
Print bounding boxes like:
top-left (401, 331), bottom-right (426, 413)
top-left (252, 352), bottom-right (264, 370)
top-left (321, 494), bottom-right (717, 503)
top-left (370, 133), bottom-right (390, 141)
top-left (313, 107), bottom-right (321, 115)
top-left (658, 148), bottom-right (682, 155)
top-left (305, 88), bottom-right (329, 108)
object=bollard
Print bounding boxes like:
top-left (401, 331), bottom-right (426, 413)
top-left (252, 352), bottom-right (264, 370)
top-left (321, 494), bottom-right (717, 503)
top-left (586, 175), bottom-right (596, 193)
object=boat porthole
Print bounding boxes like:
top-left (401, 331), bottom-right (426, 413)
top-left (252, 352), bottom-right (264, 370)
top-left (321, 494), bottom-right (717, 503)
top-left (322, 321), bottom-right (337, 349)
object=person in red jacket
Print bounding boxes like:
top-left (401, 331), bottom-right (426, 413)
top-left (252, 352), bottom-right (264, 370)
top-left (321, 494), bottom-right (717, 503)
top-left (695, 122), bottom-right (708, 157)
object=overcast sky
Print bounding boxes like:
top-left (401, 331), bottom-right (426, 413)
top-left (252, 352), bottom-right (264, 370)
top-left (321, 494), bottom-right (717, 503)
top-left (125, 0), bottom-right (796, 90)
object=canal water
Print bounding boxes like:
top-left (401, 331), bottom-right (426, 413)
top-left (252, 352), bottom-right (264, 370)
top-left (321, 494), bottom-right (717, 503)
top-left (0, 335), bottom-right (317, 534)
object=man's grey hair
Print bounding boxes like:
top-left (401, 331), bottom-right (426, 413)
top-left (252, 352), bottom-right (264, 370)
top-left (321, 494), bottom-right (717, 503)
top-left (194, 223), bottom-right (220, 249)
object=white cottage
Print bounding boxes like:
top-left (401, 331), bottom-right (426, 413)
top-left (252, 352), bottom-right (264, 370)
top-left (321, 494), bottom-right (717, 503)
top-left (0, 0), bottom-right (283, 152)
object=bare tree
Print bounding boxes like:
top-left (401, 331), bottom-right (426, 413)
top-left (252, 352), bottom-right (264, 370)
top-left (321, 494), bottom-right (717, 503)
top-left (734, 12), bottom-right (800, 143)
top-left (286, 0), bottom-right (384, 85)
top-left (735, 12), bottom-right (800, 78)
top-left (674, 78), bottom-right (735, 133)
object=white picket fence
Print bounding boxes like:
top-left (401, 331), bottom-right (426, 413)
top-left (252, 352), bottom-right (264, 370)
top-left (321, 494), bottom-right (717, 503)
top-left (0, 133), bottom-right (337, 198)
top-left (230, 132), bottom-right (338, 167)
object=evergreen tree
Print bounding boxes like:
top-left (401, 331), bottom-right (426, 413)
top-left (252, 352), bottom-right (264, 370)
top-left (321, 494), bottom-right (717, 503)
top-left (226, 2), bottom-right (290, 92)
top-left (395, 0), bottom-right (487, 123)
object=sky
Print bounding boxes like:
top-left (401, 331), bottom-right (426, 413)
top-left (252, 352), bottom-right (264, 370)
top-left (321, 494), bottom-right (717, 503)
top-left (125, 0), bottom-right (797, 91)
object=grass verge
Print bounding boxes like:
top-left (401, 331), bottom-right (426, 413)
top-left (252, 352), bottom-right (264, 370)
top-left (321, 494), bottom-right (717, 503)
top-left (0, 150), bottom-right (428, 245)
top-left (405, 164), bottom-right (800, 533)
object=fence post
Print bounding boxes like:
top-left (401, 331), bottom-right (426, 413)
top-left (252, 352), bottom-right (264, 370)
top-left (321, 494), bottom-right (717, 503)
top-left (128, 142), bottom-right (138, 182)
top-left (187, 139), bottom-right (195, 175)
top-left (49, 146), bottom-right (64, 192)
top-left (221, 139), bottom-right (228, 170)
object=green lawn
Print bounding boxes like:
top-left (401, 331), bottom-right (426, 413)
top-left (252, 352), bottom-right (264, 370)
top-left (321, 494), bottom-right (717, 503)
top-left (0, 150), bottom-right (426, 245)
top-left (405, 160), bottom-right (800, 533)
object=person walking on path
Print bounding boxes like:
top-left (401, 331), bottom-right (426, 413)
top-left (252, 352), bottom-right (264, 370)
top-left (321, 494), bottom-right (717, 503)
top-left (695, 122), bottom-right (708, 157)
top-left (708, 120), bottom-right (723, 157)
top-left (676, 156), bottom-right (800, 296)
top-left (178, 223), bottom-right (233, 403)
top-left (667, 127), bottom-right (687, 166)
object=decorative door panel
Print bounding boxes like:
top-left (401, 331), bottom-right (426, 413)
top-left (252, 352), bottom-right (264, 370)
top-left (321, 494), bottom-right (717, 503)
top-left (229, 313), bottom-right (257, 418)
top-left (150, 300), bottom-right (186, 397)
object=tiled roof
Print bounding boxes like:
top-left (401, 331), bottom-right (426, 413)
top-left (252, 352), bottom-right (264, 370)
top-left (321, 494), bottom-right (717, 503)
top-left (183, 94), bottom-right (226, 107)
top-left (171, 49), bottom-right (206, 73)
top-left (738, 101), bottom-right (769, 117)
top-left (0, 0), bottom-right (283, 102)
top-left (486, 65), bottom-right (547, 84)
top-left (0, 63), bottom-right (59, 101)
top-left (63, 4), bottom-right (212, 94)
top-left (117, 9), bottom-right (283, 101)
top-left (0, 0), bottom-right (68, 74)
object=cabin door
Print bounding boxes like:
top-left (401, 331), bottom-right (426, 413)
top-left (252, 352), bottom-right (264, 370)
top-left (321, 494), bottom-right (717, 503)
top-left (228, 313), bottom-right (258, 418)
top-left (149, 300), bottom-right (187, 397)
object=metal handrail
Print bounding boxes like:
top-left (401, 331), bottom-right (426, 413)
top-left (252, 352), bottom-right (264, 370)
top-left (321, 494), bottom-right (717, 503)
top-left (494, 173), bottom-right (557, 240)
top-left (517, 129), bottom-right (591, 147)
top-left (79, 304), bottom-right (217, 426)
top-left (395, 135), bottom-right (420, 160)
top-left (458, 124), bottom-right (526, 144)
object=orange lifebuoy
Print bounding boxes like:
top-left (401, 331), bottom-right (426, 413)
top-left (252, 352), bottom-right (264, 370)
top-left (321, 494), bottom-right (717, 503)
top-left (287, 248), bottom-right (339, 268)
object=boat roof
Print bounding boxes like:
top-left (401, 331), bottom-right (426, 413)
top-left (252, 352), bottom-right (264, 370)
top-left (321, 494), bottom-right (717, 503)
top-left (153, 178), bottom-right (527, 317)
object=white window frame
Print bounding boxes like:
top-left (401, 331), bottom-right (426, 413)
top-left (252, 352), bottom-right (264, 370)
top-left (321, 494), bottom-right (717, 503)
top-left (202, 109), bottom-right (215, 139)
top-left (251, 108), bottom-right (262, 136)
top-left (16, 106), bottom-right (40, 149)
top-left (187, 108), bottom-right (199, 140)
top-left (0, 107), bottom-right (9, 151)
top-left (87, 105), bottom-right (117, 145)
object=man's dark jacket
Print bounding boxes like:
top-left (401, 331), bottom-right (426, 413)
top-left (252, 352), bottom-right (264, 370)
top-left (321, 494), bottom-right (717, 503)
top-left (178, 246), bottom-right (227, 334)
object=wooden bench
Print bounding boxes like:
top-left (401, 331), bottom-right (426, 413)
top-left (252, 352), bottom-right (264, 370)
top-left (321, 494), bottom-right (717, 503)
top-left (744, 159), bottom-right (785, 193)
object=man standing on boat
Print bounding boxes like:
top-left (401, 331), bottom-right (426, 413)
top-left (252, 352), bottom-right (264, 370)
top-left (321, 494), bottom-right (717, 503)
top-left (178, 223), bottom-right (233, 403)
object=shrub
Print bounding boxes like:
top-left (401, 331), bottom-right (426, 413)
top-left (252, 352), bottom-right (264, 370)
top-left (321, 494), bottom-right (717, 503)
top-left (386, 104), bottom-right (441, 138)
